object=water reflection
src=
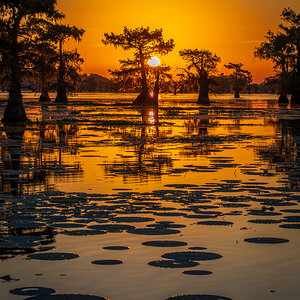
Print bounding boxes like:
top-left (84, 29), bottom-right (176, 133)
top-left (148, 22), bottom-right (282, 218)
top-left (257, 118), bottom-right (300, 189)
top-left (104, 107), bottom-right (173, 182)
top-left (0, 122), bottom-right (83, 195)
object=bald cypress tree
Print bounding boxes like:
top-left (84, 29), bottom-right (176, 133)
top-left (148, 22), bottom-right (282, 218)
top-left (180, 49), bottom-right (221, 105)
top-left (224, 63), bottom-right (252, 98)
top-left (102, 27), bottom-right (175, 106)
top-left (0, 0), bottom-right (62, 124)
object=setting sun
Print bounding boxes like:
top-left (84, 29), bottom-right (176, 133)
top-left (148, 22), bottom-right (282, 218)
top-left (148, 56), bottom-right (160, 67)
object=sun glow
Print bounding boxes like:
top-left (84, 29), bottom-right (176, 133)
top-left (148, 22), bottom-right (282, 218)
top-left (148, 56), bottom-right (160, 67)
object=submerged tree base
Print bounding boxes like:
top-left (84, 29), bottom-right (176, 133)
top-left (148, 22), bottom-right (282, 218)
top-left (278, 94), bottom-right (289, 104)
top-left (55, 91), bottom-right (68, 103)
top-left (197, 95), bottom-right (210, 106)
top-left (132, 92), bottom-right (157, 106)
top-left (39, 88), bottom-right (51, 102)
top-left (2, 96), bottom-right (29, 125)
top-left (291, 89), bottom-right (300, 105)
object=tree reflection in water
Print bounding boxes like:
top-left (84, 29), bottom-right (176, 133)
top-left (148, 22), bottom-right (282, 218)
top-left (0, 106), bottom-right (83, 195)
top-left (104, 107), bottom-right (173, 183)
top-left (257, 118), bottom-right (300, 189)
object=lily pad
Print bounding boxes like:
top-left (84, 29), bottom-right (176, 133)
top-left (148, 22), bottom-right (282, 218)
top-left (102, 246), bottom-right (130, 250)
top-left (51, 223), bottom-right (86, 228)
top-left (182, 270), bottom-right (212, 275)
top-left (280, 224), bottom-right (300, 229)
top-left (88, 224), bottom-right (135, 231)
top-left (197, 221), bottom-right (233, 226)
top-left (10, 287), bottom-right (56, 296)
top-left (91, 260), bottom-right (123, 265)
top-left (27, 253), bottom-right (79, 261)
top-left (62, 230), bottom-right (106, 236)
top-left (25, 295), bottom-right (108, 300)
top-left (127, 228), bottom-right (180, 235)
top-left (165, 295), bottom-right (231, 300)
top-left (248, 219), bottom-right (281, 224)
top-left (142, 241), bottom-right (187, 247)
top-left (162, 251), bottom-right (222, 261)
top-left (148, 260), bottom-right (199, 268)
top-left (188, 247), bottom-right (207, 250)
top-left (110, 216), bottom-right (155, 223)
top-left (244, 237), bottom-right (289, 244)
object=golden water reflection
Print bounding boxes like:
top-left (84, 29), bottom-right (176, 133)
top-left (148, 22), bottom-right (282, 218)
top-left (1, 94), bottom-right (300, 300)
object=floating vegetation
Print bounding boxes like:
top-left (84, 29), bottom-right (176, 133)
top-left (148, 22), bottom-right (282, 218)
top-left (244, 237), bottom-right (289, 244)
top-left (247, 210), bottom-right (282, 216)
top-left (62, 230), bottom-right (106, 236)
top-left (142, 241), bottom-right (187, 247)
top-left (91, 260), bottom-right (124, 265)
top-left (188, 247), bottom-right (207, 250)
top-left (248, 219), bottom-right (281, 224)
top-left (10, 287), bottom-right (56, 296)
top-left (279, 224), bottom-right (300, 229)
top-left (2, 94), bottom-right (300, 300)
top-left (87, 224), bottom-right (135, 232)
top-left (161, 251), bottom-right (222, 261)
top-left (127, 228), bottom-right (181, 235)
top-left (197, 221), bottom-right (233, 226)
top-left (102, 246), bottom-right (130, 250)
top-left (148, 260), bottom-right (199, 268)
top-left (27, 253), bottom-right (79, 261)
top-left (165, 294), bottom-right (232, 299)
top-left (182, 270), bottom-right (212, 275)
top-left (110, 216), bottom-right (155, 223)
top-left (25, 295), bottom-right (108, 300)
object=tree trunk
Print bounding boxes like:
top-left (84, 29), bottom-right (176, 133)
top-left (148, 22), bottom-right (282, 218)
top-left (2, 17), bottom-right (28, 124)
top-left (278, 93), bottom-right (289, 104)
top-left (39, 86), bottom-right (51, 102)
top-left (234, 91), bottom-right (240, 98)
top-left (132, 50), bottom-right (150, 105)
top-left (152, 71), bottom-right (159, 106)
top-left (55, 40), bottom-right (68, 103)
top-left (197, 74), bottom-right (209, 105)
top-left (291, 43), bottom-right (300, 105)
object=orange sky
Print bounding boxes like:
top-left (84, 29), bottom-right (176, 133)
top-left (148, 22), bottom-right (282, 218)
top-left (57, 0), bottom-right (300, 83)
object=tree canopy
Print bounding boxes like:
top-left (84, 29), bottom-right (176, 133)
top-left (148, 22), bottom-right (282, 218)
top-left (180, 49), bottom-right (221, 105)
top-left (224, 62), bottom-right (252, 98)
top-left (102, 26), bottom-right (175, 105)
top-left (255, 7), bottom-right (300, 104)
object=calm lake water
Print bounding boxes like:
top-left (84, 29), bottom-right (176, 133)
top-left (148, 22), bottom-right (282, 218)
top-left (0, 93), bottom-right (300, 300)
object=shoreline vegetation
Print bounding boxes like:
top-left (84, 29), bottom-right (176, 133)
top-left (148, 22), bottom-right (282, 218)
top-left (0, 3), bottom-right (299, 120)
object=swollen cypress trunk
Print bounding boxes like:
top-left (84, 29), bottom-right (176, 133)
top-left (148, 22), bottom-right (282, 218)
top-left (2, 20), bottom-right (28, 124)
top-left (133, 50), bottom-right (151, 106)
top-left (55, 40), bottom-right (68, 103)
top-left (197, 74), bottom-right (209, 105)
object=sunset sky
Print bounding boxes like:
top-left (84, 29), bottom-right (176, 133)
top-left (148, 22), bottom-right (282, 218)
top-left (57, 0), bottom-right (300, 83)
